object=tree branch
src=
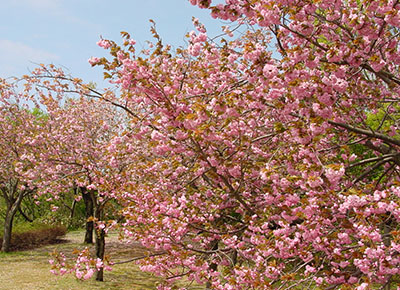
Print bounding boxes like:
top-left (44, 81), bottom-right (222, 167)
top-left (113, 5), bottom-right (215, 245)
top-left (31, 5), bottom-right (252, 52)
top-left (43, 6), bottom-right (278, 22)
top-left (328, 121), bottom-right (400, 147)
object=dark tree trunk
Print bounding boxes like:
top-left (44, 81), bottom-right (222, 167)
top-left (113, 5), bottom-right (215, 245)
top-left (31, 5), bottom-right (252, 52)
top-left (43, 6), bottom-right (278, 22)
top-left (1, 208), bottom-right (15, 252)
top-left (382, 215), bottom-right (394, 290)
top-left (95, 227), bottom-right (106, 281)
top-left (1, 189), bottom-right (25, 252)
top-left (205, 241), bottom-right (219, 289)
top-left (93, 190), bottom-right (105, 282)
top-left (67, 199), bottom-right (77, 229)
top-left (81, 187), bottom-right (94, 244)
top-left (70, 199), bottom-right (77, 219)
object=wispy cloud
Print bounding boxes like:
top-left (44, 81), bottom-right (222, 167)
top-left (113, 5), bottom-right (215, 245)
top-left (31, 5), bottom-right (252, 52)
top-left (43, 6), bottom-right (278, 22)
top-left (0, 39), bottom-right (59, 77)
top-left (5, 0), bottom-right (97, 29)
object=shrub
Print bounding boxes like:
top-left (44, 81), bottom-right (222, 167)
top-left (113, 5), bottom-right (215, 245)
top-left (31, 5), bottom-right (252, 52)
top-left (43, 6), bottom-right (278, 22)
top-left (0, 224), bottom-right (67, 251)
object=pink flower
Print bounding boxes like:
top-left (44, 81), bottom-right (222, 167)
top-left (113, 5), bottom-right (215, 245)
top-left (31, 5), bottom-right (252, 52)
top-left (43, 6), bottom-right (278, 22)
top-left (195, 32), bottom-right (207, 43)
top-left (263, 64), bottom-right (278, 78)
top-left (188, 43), bottom-right (202, 56)
top-left (88, 57), bottom-right (100, 66)
top-left (75, 270), bottom-right (83, 279)
top-left (83, 269), bottom-right (94, 280)
top-left (356, 283), bottom-right (369, 290)
top-left (370, 60), bottom-right (386, 72)
top-left (97, 39), bottom-right (111, 49)
top-left (175, 130), bottom-right (188, 140)
top-left (307, 176), bottom-right (323, 188)
top-left (96, 258), bottom-right (104, 270)
top-left (228, 165), bottom-right (241, 178)
top-left (305, 265), bottom-right (316, 274)
top-left (207, 156), bottom-right (218, 167)
top-left (324, 165), bottom-right (345, 186)
top-left (314, 277), bottom-right (323, 285)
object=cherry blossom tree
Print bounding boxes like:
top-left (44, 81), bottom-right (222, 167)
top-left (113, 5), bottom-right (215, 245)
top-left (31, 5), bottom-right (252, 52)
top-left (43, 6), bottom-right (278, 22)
top-left (12, 0), bottom-right (398, 288)
top-left (0, 81), bottom-right (41, 252)
top-left (18, 67), bottom-right (129, 281)
top-left (83, 0), bottom-right (400, 289)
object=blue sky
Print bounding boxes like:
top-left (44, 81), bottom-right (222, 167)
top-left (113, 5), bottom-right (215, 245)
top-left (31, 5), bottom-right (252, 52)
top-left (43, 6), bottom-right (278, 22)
top-left (1, 0), bottom-right (226, 86)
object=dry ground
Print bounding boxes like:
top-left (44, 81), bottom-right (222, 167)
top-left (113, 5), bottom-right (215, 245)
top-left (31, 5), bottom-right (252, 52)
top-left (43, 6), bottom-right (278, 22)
top-left (0, 230), bottom-right (203, 290)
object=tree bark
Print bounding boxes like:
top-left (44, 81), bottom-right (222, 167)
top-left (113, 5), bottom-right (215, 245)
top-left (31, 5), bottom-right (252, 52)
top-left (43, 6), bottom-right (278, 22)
top-left (1, 207), bottom-right (15, 252)
top-left (67, 199), bottom-right (77, 229)
top-left (95, 227), bottom-right (106, 281)
top-left (93, 190), bottom-right (105, 282)
top-left (1, 188), bottom-right (25, 252)
top-left (205, 240), bottom-right (219, 289)
top-left (81, 187), bottom-right (94, 244)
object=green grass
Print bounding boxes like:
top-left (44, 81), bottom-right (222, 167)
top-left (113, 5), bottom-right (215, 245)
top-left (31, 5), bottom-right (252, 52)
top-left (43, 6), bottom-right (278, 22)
top-left (0, 219), bottom-right (57, 236)
top-left (0, 230), bottom-right (204, 290)
top-left (0, 230), bottom-right (396, 289)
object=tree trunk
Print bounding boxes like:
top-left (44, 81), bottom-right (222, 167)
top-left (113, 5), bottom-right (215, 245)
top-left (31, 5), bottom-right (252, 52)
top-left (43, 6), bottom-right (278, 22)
top-left (81, 187), bottom-right (94, 244)
top-left (95, 227), bottom-right (106, 281)
top-left (68, 199), bottom-right (76, 228)
top-left (93, 190), bottom-right (105, 282)
top-left (205, 240), bottom-right (219, 289)
top-left (1, 191), bottom-right (24, 252)
top-left (383, 216), bottom-right (393, 290)
top-left (1, 208), bottom-right (15, 252)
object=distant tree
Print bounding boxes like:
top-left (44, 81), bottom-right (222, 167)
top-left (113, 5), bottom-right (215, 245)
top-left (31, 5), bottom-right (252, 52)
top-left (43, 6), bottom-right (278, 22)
top-left (20, 70), bottom-right (128, 281)
top-left (0, 84), bottom-right (41, 252)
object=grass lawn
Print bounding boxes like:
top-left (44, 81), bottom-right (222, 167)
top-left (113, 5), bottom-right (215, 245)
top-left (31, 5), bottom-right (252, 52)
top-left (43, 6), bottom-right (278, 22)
top-left (0, 230), bottom-right (204, 290)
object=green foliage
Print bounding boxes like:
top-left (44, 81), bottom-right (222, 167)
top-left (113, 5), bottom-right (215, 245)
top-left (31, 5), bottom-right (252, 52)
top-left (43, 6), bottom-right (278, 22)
top-left (347, 143), bottom-right (385, 182)
top-left (31, 107), bottom-right (48, 125)
top-left (366, 103), bottom-right (400, 136)
top-left (1, 188), bottom-right (87, 232)
top-left (33, 194), bottom-right (87, 230)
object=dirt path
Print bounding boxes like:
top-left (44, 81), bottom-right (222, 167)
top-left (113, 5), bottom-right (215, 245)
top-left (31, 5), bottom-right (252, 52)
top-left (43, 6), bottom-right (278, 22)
top-left (0, 230), bottom-right (202, 290)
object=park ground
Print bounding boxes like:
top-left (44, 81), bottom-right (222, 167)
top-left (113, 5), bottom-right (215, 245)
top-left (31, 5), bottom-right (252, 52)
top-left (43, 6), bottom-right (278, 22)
top-left (0, 230), bottom-right (204, 290)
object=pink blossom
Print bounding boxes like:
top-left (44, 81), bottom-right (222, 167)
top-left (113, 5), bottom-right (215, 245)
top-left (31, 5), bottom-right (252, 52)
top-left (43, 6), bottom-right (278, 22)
top-left (97, 39), bottom-right (111, 49)
top-left (324, 165), bottom-right (345, 187)
top-left (88, 57), bottom-right (100, 66)
top-left (307, 176), bottom-right (323, 188)
top-left (356, 283), bottom-right (370, 290)
top-left (305, 265), bottom-right (316, 274)
top-left (75, 270), bottom-right (83, 279)
top-left (188, 43), bottom-right (202, 56)
top-left (228, 165), bottom-right (241, 178)
top-left (262, 64), bottom-right (278, 78)
top-left (83, 269), bottom-right (94, 280)
top-left (207, 156), bottom-right (218, 167)
top-left (96, 258), bottom-right (104, 270)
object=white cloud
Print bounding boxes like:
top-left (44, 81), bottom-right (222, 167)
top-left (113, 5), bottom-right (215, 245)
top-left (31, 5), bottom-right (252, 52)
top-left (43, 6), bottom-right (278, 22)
top-left (0, 39), bottom-right (59, 77)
